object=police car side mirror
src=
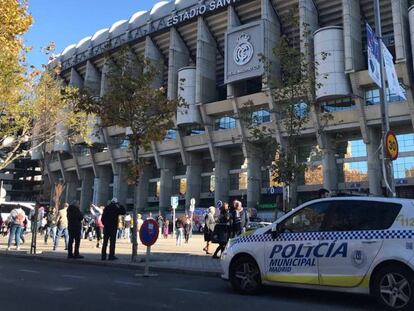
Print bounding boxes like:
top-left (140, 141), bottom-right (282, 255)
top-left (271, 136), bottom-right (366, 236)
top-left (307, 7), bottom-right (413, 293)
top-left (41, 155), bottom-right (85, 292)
top-left (271, 223), bottom-right (280, 239)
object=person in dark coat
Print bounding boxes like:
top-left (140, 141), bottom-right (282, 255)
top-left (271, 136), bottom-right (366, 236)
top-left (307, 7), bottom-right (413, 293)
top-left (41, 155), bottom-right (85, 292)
top-left (67, 201), bottom-right (84, 259)
top-left (212, 203), bottom-right (231, 259)
top-left (101, 198), bottom-right (126, 260)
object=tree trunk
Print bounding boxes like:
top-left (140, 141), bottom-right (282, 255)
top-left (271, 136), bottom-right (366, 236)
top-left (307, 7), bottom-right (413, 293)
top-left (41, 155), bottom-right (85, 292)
top-left (130, 142), bottom-right (140, 262)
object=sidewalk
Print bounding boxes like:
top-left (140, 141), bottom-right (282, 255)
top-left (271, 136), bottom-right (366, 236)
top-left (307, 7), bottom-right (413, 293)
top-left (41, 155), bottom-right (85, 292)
top-left (0, 233), bottom-right (222, 277)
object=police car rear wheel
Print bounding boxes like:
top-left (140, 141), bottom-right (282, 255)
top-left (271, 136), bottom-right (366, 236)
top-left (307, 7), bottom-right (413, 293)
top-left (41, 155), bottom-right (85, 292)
top-left (373, 265), bottom-right (414, 311)
top-left (230, 256), bottom-right (261, 295)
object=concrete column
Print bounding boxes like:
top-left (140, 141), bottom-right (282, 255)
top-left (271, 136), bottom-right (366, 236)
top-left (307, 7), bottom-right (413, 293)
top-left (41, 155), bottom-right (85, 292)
top-left (84, 61), bottom-right (101, 95)
top-left (226, 5), bottom-right (241, 98)
top-left (196, 17), bottom-right (217, 104)
top-left (299, 0), bottom-right (319, 63)
top-left (342, 0), bottom-right (364, 72)
top-left (113, 164), bottom-right (128, 207)
top-left (93, 166), bottom-right (112, 206)
top-left (135, 165), bottom-right (152, 212)
top-left (214, 149), bottom-right (231, 204)
top-left (100, 60), bottom-right (112, 97)
top-left (159, 157), bottom-right (176, 216)
top-left (392, 0), bottom-right (411, 63)
top-left (262, 0), bottom-right (281, 85)
top-left (168, 28), bottom-right (189, 100)
top-left (64, 172), bottom-right (79, 204)
top-left (321, 137), bottom-right (338, 192)
top-left (367, 127), bottom-right (383, 195)
top-left (185, 153), bottom-right (202, 209)
top-left (145, 36), bottom-right (164, 88)
top-left (80, 169), bottom-right (94, 212)
top-left (247, 150), bottom-right (261, 209)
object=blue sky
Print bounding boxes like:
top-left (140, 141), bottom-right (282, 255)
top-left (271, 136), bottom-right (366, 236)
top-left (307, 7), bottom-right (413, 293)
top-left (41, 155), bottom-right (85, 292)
top-left (25, 0), bottom-right (157, 68)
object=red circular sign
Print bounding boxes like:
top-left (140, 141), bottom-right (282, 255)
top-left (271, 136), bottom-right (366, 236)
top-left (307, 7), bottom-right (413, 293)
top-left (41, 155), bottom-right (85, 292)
top-left (385, 131), bottom-right (399, 161)
top-left (139, 219), bottom-right (159, 247)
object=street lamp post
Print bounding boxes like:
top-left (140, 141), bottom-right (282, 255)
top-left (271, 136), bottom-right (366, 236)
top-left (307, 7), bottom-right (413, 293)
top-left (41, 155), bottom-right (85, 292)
top-left (373, 0), bottom-right (396, 197)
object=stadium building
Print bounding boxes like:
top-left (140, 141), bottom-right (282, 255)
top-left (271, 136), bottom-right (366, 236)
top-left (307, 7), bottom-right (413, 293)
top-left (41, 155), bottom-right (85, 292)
top-left (38, 0), bottom-right (414, 217)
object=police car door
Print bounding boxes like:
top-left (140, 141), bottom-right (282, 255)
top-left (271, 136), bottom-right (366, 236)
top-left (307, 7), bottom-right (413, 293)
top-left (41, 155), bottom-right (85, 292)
top-left (318, 200), bottom-right (385, 287)
top-left (264, 201), bottom-right (330, 285)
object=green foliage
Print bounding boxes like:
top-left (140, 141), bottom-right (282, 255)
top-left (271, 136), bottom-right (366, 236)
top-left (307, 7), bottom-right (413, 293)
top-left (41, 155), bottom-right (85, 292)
top-left (76, 46), bottom-right (183, 183)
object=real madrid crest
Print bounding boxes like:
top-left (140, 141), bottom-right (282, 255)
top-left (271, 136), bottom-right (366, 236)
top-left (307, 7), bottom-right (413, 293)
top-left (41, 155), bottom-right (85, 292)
top-left (233, 32), bottom-right (254, 66)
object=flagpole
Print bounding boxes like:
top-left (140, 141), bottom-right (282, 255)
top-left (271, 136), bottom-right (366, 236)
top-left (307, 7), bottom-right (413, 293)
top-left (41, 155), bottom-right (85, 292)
top-left (373, 0), bottom-right (396, 197)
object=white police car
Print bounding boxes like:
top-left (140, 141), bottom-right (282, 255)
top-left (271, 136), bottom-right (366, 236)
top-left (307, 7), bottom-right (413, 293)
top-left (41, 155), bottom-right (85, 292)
top-left (221, 197), bottom-right (414, 311)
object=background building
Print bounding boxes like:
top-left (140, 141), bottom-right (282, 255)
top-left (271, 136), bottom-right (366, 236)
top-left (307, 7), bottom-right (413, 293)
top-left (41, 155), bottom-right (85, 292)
top-left (39, 0), bottom-right (414, 219)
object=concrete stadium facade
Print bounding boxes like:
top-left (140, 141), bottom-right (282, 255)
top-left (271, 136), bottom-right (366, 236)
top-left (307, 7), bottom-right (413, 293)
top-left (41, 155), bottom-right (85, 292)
top-left (39, 0), bottom-right (414, 218)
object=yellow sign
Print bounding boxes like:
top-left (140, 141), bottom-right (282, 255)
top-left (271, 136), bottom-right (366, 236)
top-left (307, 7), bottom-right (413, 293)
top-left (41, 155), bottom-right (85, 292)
top-left (385, 131), bottom-right (399, 161)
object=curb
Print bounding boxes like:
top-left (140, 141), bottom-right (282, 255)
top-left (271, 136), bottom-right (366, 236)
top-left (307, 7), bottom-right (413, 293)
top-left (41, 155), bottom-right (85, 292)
top-left (0, 252), bottom-right (221, 278)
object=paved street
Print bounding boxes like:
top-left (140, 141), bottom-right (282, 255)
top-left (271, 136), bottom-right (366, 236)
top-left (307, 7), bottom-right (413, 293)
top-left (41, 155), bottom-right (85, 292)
top-left (0, 257), bottom-right (380, 311)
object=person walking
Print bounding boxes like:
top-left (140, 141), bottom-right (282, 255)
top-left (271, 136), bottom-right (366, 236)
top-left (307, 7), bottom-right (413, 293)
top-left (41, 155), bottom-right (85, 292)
top-left (90, 204), bottom-right (104, 248)
top-left (44, 206), bottom-right (58, 245)
top-left (157, 215), bottom-right (164, 238)
top-left (101, 198), bottom-right (126, 260)
top-left (212, 203), bottom-right (231, 259)
top-left (203, 206), bottom-right (216, 254)
top-left (7, 205), bottom-right (26, 251)
top-left (163, 219), bottom-right (169, 238)
top-left (231, 200), bottom-right (249, 237)
top-left (117, 215), bottom-right (125, 239)
top-left (175, 216), bottom-right (185, 246)
top-left (67, 201), bottom-right (84, 259)
top-left (54, 203), bottom-right (69, 251)
top-left (124, 214), bottom-right (132, 241)
top-left (184, 214), bottom-right (191, 243)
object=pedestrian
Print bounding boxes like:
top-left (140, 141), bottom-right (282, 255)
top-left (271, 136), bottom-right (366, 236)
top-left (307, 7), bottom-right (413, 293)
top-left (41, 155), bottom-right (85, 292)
top-left (147, 212), bottom-right (153, 220)
top-left (175, 216), bottom-right (185, 246)
top-left (184, 214), bottom-right (191, 243)
top-left (157, 215), bottom-right (164, 238)
top-left (117, 215), bottom-right (124, 239)
top-left (67, 201), bottom-right (84, 259)
top-left (212, 203), bottom-right (231, 259)
top-left (54, 203), bottom-right (69, 251)
top-left (124, 214), bottom-right (132, 241)
top-left (44, 206), bottom-right (58, 245)
top-left (90, 204), bottom-right (104, 248)
top-left (6, 205), bottom-right (26, 251)
top-left (163, 219), bottom-right (169, 238)
top-left (231, 200), bottom-right (249, 237)
top-left (101, 198), bottom-right (126, 261)
top-left (203, 206), bottom-right (216, 254)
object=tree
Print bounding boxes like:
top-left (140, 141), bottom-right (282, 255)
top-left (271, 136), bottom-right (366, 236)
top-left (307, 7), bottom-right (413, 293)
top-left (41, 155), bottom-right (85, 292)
top-left (77, 47), bottom-right (183, 261)
top-left (242, 17), bottom-right (330, 211)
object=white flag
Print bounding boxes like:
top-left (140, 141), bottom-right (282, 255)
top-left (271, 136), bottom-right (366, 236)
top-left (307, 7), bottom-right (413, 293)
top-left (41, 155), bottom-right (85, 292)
top-left (382, 42), bottom-right (406, 100)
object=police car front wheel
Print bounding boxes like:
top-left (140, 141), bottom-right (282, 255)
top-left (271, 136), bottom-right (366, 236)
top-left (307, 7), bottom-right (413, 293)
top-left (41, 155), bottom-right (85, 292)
top-left (372, 265), bottom-right (414, 311)
top-left (229, 256), bottom-right (261, 295)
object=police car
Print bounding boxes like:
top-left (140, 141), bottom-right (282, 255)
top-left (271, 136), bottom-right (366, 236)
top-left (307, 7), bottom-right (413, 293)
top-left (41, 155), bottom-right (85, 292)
top-left (221, 197), bottom-right (414, 311)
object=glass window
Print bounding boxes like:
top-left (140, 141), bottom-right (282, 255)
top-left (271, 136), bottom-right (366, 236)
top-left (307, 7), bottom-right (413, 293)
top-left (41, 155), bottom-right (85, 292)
top-left (164, 129), bottom-right (177, 140)
top-left (324, 200), bottom-right (402, 231)
top-left (230, 174), bottom-right (239, 190)
top-left (214, 116), bottom-right (237, 130)
top-left (239, 171), bottom-right (247, 190)
top-left (393, 156), bottom-right (414, 179)
top-left (397, 134), bottom-right (414, 152)
top-left (345, 140), bottom-right (367, 158)
top-left (184, 125), bottom-right (205, 136)
top-left (279, 202), bottom-right (330, 233)
top-left (304, 165), bottom-right (324, 185)
top-left (365, 87), bottom-right (406, 106)
top-left (343, 161), bottom-right (368, 182)
top-left (321, 97), bottom-right (355, 112)
top-left (251, 109), bottom-right (271, 125)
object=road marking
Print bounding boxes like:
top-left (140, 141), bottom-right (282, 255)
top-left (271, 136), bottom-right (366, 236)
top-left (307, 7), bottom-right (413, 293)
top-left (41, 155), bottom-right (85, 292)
top-left (19, 269), bottom-right (39, 274)
top-left (114, 280), bottom-right (143, 286)
top-left (62, 274), bottom-right (85, 279)
top-left (172, 288), bottom-right (210, 295)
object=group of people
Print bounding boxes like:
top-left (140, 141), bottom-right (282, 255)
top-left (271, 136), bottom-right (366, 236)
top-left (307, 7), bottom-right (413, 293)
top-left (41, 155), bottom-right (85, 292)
top-left (203, 200), bottom-right (249, 259)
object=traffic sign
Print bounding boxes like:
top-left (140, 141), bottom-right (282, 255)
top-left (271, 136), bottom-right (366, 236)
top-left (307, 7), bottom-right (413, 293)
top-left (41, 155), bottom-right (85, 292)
top-left (216, 200), bottom-right (223, 208)
top-left (189, 198), bottom-right (196, 212)
top-left (171, 196), bottom-right (179, 209)
top-left (139, 219), bottom-right (159, 247)
top-left (385, 131), bottom-right (399, 161)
